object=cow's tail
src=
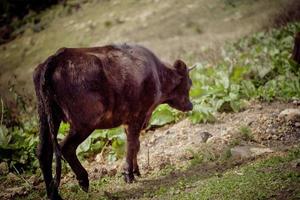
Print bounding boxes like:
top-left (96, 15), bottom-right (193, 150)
top-left (40, 51), bottom-right (63, 190)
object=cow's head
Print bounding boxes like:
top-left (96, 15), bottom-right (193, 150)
top-left (166, 60), bottom-right (193, 112)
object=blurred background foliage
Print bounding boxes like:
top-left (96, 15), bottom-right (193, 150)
top-left (0, 0), bottom-right (91, 44)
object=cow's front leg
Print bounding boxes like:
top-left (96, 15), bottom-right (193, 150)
top-left (133, 150), bottom-right (141, 177)
top-left (124, 124), bottom-right (141, 183)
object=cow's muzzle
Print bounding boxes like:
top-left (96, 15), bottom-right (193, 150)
top-left (184, 102), bottom-right (193, 111)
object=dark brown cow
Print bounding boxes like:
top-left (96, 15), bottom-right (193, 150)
top-left (33, 44), bottom-right (193, 199)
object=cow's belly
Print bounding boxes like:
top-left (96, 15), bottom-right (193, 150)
top-left (57, 91), bottom-right (126, 131)
top-left (56, 92), bottom-right (105, 129)
top-left (94, 111), bottom-right (123, 129)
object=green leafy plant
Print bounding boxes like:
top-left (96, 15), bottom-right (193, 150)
top-left (150, 104), bottom-right (179, 126)
top-left (188, 21), bottom-right (300, 124)
top-left (239, 125), bottom-right (253, 141)
top-left (0, 115), bottom-right (39, 172)
top-left (58, 122), bottom-right (126, 162)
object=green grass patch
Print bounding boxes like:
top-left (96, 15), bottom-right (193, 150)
top-left (171, 148), bottom-right (300, 200)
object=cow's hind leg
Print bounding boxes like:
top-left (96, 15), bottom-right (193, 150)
top-left (133, 149), bottom-right (141, 177)
top-left (124, 124), bottom-right (142, 183)
top-left (61, 128), bottom-right (90, 192)
top-left (37, 110), bottom-right (62, 199)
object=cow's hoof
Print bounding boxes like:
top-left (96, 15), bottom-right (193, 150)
top-left (78, 179), bottom-right (89, 193)
top-left (133, 169), bottom-right (141, 177)
top-left (123, 172), bottom-right (135, 183)
top-left (50, 190), bottom-right (63, 200)
top-left (49, 182), bottom-right (63, 200)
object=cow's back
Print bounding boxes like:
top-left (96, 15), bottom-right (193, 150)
top-left (48, 44), bottom-right (163, 129)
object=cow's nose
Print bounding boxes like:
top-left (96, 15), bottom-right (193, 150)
top-left (186, 102), bottom-right (193, 111)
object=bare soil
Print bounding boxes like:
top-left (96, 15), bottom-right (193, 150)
top-left (0, 101), bottom-right (299, 199)
top-left (83, 100), bottom-right (300, 178)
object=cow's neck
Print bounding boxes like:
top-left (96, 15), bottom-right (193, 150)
top-left (158, 65), bottom-right (181, 101)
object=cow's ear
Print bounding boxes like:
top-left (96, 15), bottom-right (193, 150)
top-left (174, 59), bottom-right (187, 75)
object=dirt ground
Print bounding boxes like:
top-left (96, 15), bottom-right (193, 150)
top-left (0, 100), bottom-right (299, 199)
top-left (82, 100), bottom-right (300, 179)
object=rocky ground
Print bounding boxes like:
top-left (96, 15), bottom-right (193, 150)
top-left (84, 100), bottom-right (300, 179)
top-left (1, 100), bottom-right (299, 199)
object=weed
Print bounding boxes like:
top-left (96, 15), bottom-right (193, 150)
top-left (221, 147), bottom-right (232, 160)
top-left (239, 125), bottom-right (253, 141)
top-left (104, 20), bottom-right (112, 28)
top-left (187, 149), bottom-right (204, 166)
top-left (187, 146), bottom-right (218, 166)
top-left (229, 138), bottom-right (241, 147)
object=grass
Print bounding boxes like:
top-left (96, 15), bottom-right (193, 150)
top-left (102, 147), bottom-right (298, 199)
top-left (12, 146), bottom-right (300, 200)
top-left (147, 147), bottom-right (300, 200)
top-left (174, 148), bottom-right (300, 200)
top-left (239, 125), bottom-right (253, 141)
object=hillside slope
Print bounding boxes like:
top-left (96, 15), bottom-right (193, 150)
top-left (0, 0), bottom-right (293, 97)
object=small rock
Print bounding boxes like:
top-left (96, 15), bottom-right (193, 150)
top-left (6, 186), bottom-right (26, 196)
top-left (149, 137), bottom-right (156, 145)
top-left (230, 146), bottom-right (273, 159)
top-left (230, 146), bottom-right (252, 159)
top-left (108, 168), bottom-right (117, 177)
top-left (0, 162), bottom-right (9, 175)
top-left (272, 135), bottom-right (279, 140)
top-left (220, 128), bottom-right (232, 137)
top-left (257, 105), bottom-right (263, 110)
top-left (247, 120), bottom-right (254, 126)
top-left (207, 136), bottom-right (227, 144)
top-left (95, 154), bottom-right (105, 163)
top-left (234, 171), bottom-right (244, 176)
top-left (165, 130), bottom-right (173, 135)
top-left (181, 151), bottom-right (194, 160)
top-left (102, 168), bottom-right (108, 175)
top-left (292, 100), bottom-right (300, 105)
top-left (292, 159), bottom-right (300, 168)
top-left (295, 122), bottom-right (300, 127)
top-left (93, 168), bottom-right (99, 173)
top-left (157, 157), bottom-right (171, 170)
top-left (179, 134), bottom-right (188, 140)
top-left (196, 131), bottom-right (213, 143)
top-left (107, 165), bottom-right (118, 176)
top-left (278, 109), bottom-right (300, 122)
top-left (249, 147), bottom-right (273, 156)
